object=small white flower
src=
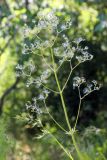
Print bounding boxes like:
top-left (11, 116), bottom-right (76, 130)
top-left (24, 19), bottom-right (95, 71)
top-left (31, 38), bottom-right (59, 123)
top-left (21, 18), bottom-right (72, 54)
top-left (43, 89), bottom-right (50, 95)
top-left (83, 87), bottom-right (90, 94)
top-left (74, 37), bottom-right (85, 44)
top-left (16, 64), bottom-right (23, 70)
top-left (16, 64), bottom-right (24, 77)
top-left (61, 25), bottom-right (66, 30)
top-left (62, 42), bottom-right (69, 48)
top-left (26, 101), bottom-right (32, 110)
top-left (38, 94), bottom-right (45, 100)
top-left (92, 80), bottom-right (97, 85)
top-left (38, 20), bottom-right (47, 29)
top-left (73, 76), bottom-right (86, 89)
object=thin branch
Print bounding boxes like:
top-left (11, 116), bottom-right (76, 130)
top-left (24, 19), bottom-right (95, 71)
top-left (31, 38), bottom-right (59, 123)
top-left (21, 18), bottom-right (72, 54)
top-left (41, 50), bottom-right (54, 71)
top-left (62, 62), bottom-right (80, 93)
top-left (4, 0), bottom-right (11, 11)
top-left (56, 57), bottom-right (67, 72)
top-left (74, 86), bottom-right (82, 131)
top-left (41, 83), bottom-right (59, 94)
top-left (56, 61), bottom-right (64, 72)
top-left (74, 87), bottom-right (95, 130)
top-left (61, 61), bottom-right (72, 92)
top-left (0, 37), bottom-right (13, 56)
top-left (25, 49), bottom-right (42, 57)
top-left (44, 100), bottom-right (67, 132)
top-left (0, 77), bottom-right (20, 113)
top-left (81, 89), bottom-right (94, 100)
top-left (25, 0), bottom-right (29, 10)
top-left (72, 62), bottom-right (80, 71)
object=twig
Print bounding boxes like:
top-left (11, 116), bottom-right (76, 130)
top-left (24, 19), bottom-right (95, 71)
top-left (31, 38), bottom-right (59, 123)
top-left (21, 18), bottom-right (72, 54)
top-left (0, 77), bottom-right (20, 114)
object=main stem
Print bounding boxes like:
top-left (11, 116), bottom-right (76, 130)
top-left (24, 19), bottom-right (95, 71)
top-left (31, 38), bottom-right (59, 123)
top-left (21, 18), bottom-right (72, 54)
top-left (54, 71), bottom-right (83, 160)
top-left (51, 48), bottom-right (83, 160)
top-left (54, 71), bottom-right (71, 131)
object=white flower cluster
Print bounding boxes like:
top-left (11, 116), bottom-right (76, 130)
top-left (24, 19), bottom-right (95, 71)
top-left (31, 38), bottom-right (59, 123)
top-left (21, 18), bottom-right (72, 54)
top-left (26, 90), bottom-right (50, 113)
top-left (54, 34), bottom-right (74, 62)
top-left (37, 11), bottom-right (72, 33)
top-left (83, 80), bottom-right (101, 95)
top-left (16, 64), bottom-right (24, 77)
top-left (40, 69), bottom-right (51, 83)
top-left (73, 76), bottom-right (86, 89)
top-left (22, 45), bottom-right (27, 55)
top-left (26, 77), bottom-right (35, 87)
top-left (59, 20), bottom-right (72, 33)
top-left (73, 37), bottom-right (85, 45)
top-left (53, 35), bottom-right (93, 66)
top-left (37, 11), bottom-right (59, 30)
top-left (34, 39), bottom-right (54, 50)
top-left (62, 35), bottom-right (74, 59)
top-left (38, 89), bottom-right (50, 100)
top-left (72, 38), bottom-right (93, 63)
top-left (25, 69), bottom-right (51, 88)
top-left (83, 84), bottom-right (93, 94)
top-left (76, 51), bottom-right (93, 63)
top-left (22, 11), bottom-right (73, 53)
top-left (26, 77), bottom-right (41, 88)
top-left (26, 98), bottom-right (42, 114)
top-left (16, 60), bottom-right (36, 77)
top-left (23, 24), bottom-right (31, 38)
top-left (22, 11), bottom-right (93, 66)
top-left (23, 33), bottom-right (54, 52)
top-left (73, 77), bottom-right (101, 97)
top-left (34, 70), bottom-right (51, 88)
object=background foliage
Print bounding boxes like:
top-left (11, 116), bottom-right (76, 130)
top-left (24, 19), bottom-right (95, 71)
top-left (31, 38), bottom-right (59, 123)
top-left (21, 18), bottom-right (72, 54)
top-left (0, 0), bottom-right (107, 159)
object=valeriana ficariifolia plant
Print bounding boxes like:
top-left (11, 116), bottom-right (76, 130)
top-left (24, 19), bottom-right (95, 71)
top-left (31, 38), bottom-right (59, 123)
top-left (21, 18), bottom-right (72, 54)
top-left (16, 11), bottom-right (101, 160)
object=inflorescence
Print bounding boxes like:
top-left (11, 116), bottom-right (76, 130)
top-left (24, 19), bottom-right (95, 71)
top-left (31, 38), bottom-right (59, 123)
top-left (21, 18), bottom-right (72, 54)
top-left (16, 11), bottom-right (101, 141)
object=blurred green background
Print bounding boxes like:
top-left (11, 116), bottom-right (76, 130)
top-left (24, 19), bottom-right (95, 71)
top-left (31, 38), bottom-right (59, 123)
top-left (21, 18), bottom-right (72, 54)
top-left (0, 0), bottom-right (107, 159)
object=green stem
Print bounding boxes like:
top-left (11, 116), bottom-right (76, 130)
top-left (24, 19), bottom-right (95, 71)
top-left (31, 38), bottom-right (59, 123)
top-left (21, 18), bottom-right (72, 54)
top-left (48, 131), bottom-right (74, 160)
top-left (74, 86), bottom-right (82, 131)
top-left (55, 71), bottom-right (83, 160)
top-left (51, 48), bottom-right (83, 160)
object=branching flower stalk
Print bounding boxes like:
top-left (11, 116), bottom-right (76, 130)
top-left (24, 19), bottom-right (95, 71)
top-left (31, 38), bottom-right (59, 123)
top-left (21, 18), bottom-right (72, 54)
top-left (16, 11), bottom-right (101, 160)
